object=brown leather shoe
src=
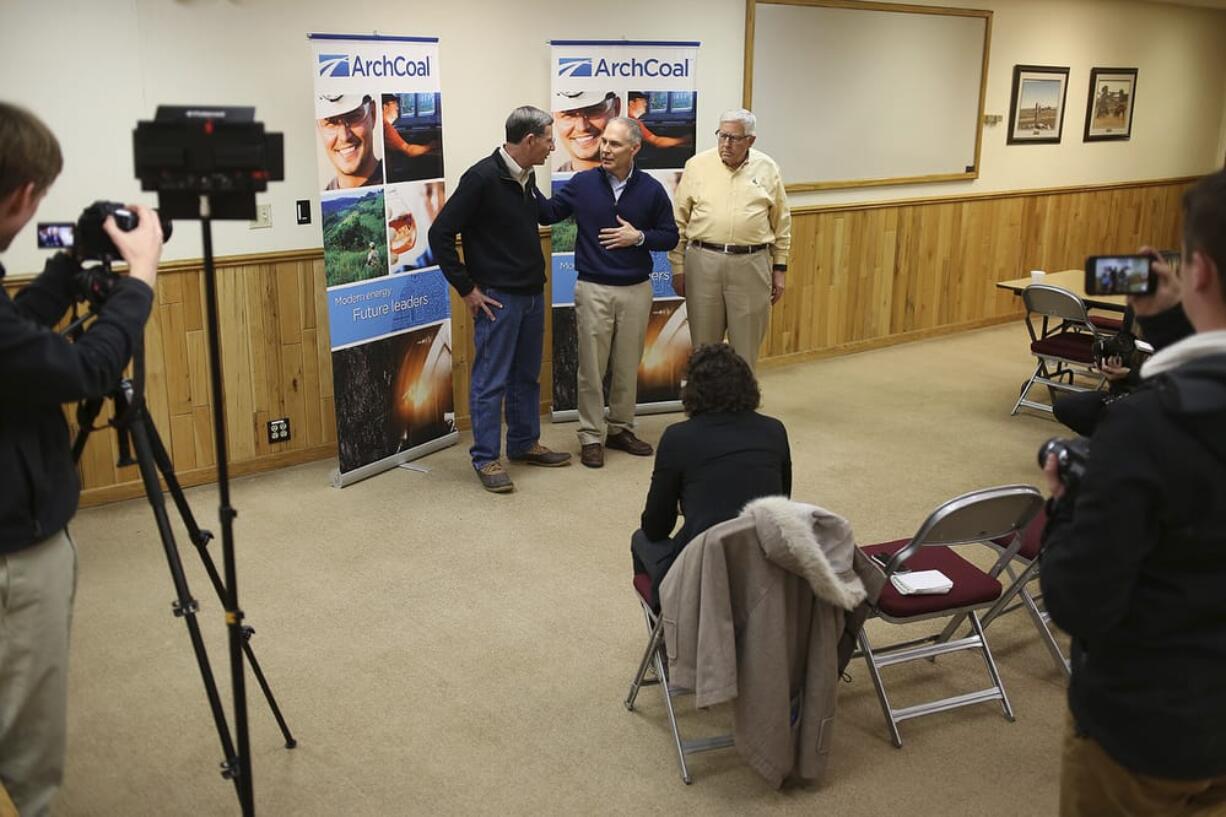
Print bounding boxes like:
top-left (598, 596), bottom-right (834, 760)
top-left (580, 443), bottom-right (604, 468)
top-left (508, 442), bottom-right (572, 467)
top-left (606, 430), bottom-right (653, 456)
top-left (475, 461), bottom-right (514, 493)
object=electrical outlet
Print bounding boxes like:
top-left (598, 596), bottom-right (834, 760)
top-left (267, 417), bottom-right (290, 444)
top-left (250, 203), bottom-right (272, 230)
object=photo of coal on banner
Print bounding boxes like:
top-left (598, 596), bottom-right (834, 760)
top-left (314, 93), bottom-right (386, 191)
top-left (380, 92), bottom-right (444, 183)
top-left (331, 322), bottom-right (455, 474)
top-left (322, 188), bottom-right (388, 287)
top-left (386, 181), bottom-right (445, 274)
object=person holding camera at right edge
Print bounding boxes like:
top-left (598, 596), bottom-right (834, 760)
top-left (1040, 169), bottom-right (1226, 817)
top-left (0, 102), bottom-right (163, 817)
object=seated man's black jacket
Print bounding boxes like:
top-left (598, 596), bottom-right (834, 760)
top-left (1041, 349), bottom-right (1226, 780)
top-left (0, 255), bottom-right (153, 552)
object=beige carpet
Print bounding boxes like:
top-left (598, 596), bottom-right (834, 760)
top-left (58, 323), bottom-right (1074, 816)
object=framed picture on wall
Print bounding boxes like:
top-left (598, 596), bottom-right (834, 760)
top-left (1007, 65), bottom-right (1070, 145)
top-left (1084, 67), bottom-right (1138, 142)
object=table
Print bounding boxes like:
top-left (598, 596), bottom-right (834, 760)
top-left (996, 269), bottom-right (1128, 312)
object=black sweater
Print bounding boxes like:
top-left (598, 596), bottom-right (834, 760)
top-left (428, 149), bottom-right (545, 297)
top-left (1, 255), bottom-right (153, 552)
top-left (1041, 349), bottom-right (1226, 779)
top-left (634, 411), bottom-right (791, 604)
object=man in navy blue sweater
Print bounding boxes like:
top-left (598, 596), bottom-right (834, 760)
top-left (537, 118), bottom-right (678, 468)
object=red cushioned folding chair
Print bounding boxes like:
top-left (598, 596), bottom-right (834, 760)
top-left (855, 485), bottom-right (1044, 748)
top-left (1011, 284), bottom-right (1108, 417)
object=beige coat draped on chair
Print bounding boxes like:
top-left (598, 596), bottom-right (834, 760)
top-left (658, 497), bottom-right (885, 788)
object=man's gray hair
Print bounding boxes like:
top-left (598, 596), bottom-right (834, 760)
top-left (718, 109), bottom-right (757, 136)
top-left (505, 106), bottom-right (553, 144)
top-left (606, 116), bottom-right (642, 147)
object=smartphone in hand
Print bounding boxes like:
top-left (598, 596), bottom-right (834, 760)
top-left (1085, 254), bottom-right (1159, 296)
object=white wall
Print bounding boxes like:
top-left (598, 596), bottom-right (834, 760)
top-left (2, 0), bottom-right (1224, 276)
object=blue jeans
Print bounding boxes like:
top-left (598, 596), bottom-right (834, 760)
top-left (469, 287), bottom-right (544, 468)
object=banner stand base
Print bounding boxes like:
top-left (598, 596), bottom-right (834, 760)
top-left (330, 431), bottom-right (459, 488)
top-left (550, 400), bottom-right (682, 424)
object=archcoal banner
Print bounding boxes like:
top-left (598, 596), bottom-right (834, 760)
top-left (548, 40), bottom-right (699, 421)
top-left (308, 33), bottom-right (456, 486)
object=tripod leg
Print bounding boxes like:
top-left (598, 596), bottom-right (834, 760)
top-left (125, 412), bottom-right (243, 792)
top-left (142, 415), bottom-right (297, 748)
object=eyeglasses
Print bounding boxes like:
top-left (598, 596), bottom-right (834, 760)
top-left (715, 131), bottom-right (752, 143)
top-left (320, 102), bottom-right (372, 133)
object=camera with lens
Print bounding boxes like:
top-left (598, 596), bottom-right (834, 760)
top-left (1092, 330), bottom-right (1137, 364)
top-left (1039, 436), bottom-right (1091, 490)
top-left (72, 201), bottom-right (173, 309)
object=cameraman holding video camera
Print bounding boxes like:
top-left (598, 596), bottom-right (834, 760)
top-left (1040, 169), bottom-right (1226, 817)
top-left (0, 103), bottom-right (162, 816)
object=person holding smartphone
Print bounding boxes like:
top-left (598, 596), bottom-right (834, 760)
top-left (0, 102), bottom-right (163, 817)
top-left (1040, 169), bottom-right (1226, 816)
top-left (1053, 250), bottom-right (1194, 435)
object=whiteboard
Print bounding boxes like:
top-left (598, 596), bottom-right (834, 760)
top-left (746, 0), bottom-right (991, 191)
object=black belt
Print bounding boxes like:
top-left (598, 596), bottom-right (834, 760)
top-left (691, 240), bottom-right (769, 255)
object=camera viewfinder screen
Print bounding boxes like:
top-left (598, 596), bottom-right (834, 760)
top-left (1089, 256), bottom-right (1151, 295)
top-left (36, 222), bottom-right (74, 250)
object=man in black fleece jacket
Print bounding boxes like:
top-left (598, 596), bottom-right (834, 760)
top-left (0, 102), bottom-right (162, 817)
top-left (429, 106), bottom-right (571, 493)
top-left (1041, 169), bottom-right (1226, 816)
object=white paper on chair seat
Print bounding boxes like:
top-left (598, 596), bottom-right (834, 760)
top-left (890, 570), bottom-right (953, 595)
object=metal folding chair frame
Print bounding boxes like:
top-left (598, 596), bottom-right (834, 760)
top-left (937, 535), bottom-right (1070, 678)
top-left (623, 594), bottom-right (733, 785)
top-left (1012, 284), bottom-right (1108, 416)
top-left (855, 485), bottom-right (1044, 748)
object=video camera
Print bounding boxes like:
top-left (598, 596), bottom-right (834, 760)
top-left (71, 201), bottom-right (175, 309)
top-left (1092, 330), bottom-right (1137, 364)
top-left (1039, 436), bottom-right (1091, 490)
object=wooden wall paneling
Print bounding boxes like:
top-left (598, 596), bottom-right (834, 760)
top-left (0, 178), bottom-right (1191, 505)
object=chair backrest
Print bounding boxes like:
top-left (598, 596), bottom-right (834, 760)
top-left (885, 485), bottom-right (1044, 573)
top-left (1021, 284), bottom-right (1100, 343)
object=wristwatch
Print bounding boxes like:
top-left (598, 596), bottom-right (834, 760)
top-left (772, 264), bottom-right (787, 273)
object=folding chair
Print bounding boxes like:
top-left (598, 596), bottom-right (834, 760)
top-left (1012, 284), bottom-right (1108, 416)
top-left (623, 573), bottom-right (732, 784)
top-left (855, 485), bottom-right (1044, 748)
top-left (936, 507), bottom-right (1070, 678)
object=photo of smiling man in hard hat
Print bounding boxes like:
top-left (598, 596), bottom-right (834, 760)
top-left (552, 90), bottom-right (619, 173)
top-left (315, 93), bottom-right (385, 190)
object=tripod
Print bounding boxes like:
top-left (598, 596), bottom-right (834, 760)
top-left (69, 232), bottom-right (292, 815)
top-left (72, 361), bottom-right (295, 804)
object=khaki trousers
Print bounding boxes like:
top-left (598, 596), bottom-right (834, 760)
top-left (684, 244), bottom-right (772, 371)
top-left (0, 529), bottom-right (77, 817)
top-left (574, 278), bottom-right (653, 446)
top-left (1061, 714), bottom-right (1226, 817)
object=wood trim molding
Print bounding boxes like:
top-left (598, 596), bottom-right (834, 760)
top-left (787, 174), bottom-right (1202, 216)
top-left (757, 314), bottom-right (1017, 370)
top-left (78, 443), bottom-right (337, 508)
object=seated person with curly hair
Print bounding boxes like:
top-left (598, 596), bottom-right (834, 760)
top-left (631, 343), bottom-right (792, 607)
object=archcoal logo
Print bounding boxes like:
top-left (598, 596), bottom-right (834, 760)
top-left (558, 57), bottom-right (592, 78)
top-left (557, 56), bottom-right (690, 79)
top-left (318, 54), bottom-right (350, 78)
top-left (317, 52), bottom-right (432, 79)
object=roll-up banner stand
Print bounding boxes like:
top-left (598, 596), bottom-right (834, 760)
top-left (308, 34), bottom-right (457, 487)
top-left (548, 40), bottom-right (699, 422)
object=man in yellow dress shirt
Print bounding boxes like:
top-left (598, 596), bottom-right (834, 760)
top-left (669, 109), bottom-right (791, 371)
